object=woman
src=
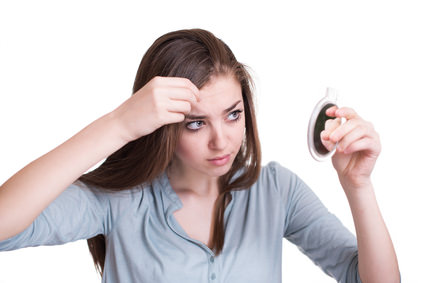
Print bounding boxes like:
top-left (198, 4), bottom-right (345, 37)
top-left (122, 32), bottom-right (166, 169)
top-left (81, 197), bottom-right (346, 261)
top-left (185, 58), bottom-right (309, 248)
top-left (0, 29), bottom-right (399, 282)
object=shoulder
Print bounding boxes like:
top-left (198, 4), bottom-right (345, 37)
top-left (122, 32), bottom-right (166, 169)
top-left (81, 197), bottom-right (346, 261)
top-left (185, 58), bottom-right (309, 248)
top-left (252, 161), bottom-right (317, 209)
top-left (71, 180), bottom-right (146, 232)
top-left (260, 161), bottom-right (293, 178)
top-left (256, 161), bottom-right (301, 193)
top-left (72, 180), bottom-right (145, 205)
top-left (234, 161), bottom-right (303, 208)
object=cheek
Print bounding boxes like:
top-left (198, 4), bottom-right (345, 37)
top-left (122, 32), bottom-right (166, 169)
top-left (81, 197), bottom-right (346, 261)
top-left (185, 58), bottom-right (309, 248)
top-left (175, 134), bottom-right (203, 162)
top-left (234, 117), bottom-right (246, 146)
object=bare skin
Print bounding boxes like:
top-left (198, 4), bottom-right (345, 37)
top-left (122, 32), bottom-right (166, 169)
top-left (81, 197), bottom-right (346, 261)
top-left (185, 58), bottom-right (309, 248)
top-left (172, 191), bottom-right (218, 248)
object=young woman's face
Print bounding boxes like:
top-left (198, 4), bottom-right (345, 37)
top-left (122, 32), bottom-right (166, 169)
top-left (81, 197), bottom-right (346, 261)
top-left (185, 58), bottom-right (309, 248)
top-left (173, 74), bottom-right (245, 179)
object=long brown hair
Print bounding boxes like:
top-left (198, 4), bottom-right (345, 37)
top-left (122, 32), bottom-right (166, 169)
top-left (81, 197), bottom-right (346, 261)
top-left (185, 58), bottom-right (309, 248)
top-left (79, 28), bottom-right (261, 276)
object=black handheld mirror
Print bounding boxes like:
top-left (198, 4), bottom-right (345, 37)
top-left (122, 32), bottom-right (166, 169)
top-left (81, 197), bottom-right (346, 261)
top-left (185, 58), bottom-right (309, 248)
top-left (307, 88), bottom-right (340, 161)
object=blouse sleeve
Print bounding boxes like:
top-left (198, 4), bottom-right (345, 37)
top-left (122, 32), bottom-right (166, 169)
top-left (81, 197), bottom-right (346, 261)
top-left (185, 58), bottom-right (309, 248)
top-left (0, 181), bottom-right (113, 251)
top-left (271, 161), bottom-right (362, 283)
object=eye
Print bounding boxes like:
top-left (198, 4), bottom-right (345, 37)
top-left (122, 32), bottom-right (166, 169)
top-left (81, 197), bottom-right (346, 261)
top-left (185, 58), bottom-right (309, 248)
top-left (186, 120), bottom-right (204, 131)
top-left (228, 110), bottom-right (243, 121)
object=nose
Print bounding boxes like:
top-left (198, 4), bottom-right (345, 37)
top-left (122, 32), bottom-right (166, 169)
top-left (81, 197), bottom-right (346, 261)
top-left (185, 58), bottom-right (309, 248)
top-left (208, 123), bottom-right (228, 150)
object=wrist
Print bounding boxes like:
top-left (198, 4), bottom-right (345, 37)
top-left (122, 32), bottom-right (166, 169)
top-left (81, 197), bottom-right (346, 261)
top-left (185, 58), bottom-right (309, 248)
top-left (92, 111), bottom-right (130, 151)
top-left (103, 109), bottom-right (135, 145)
top-left (339, 173), bottom-right (373, 191)
top-left (342, 180), bottom-right (375, 204)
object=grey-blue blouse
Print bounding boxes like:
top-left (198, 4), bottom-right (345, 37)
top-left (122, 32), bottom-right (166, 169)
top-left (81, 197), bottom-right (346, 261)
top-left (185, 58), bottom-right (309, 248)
top-left (0, 161), bottom-right (361, 282)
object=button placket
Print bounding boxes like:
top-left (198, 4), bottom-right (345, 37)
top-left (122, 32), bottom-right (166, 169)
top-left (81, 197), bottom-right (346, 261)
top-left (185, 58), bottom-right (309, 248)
top-left (208, 255), bottom-right (217, 282)
top-left (210, 272), bottom-right (216, 280)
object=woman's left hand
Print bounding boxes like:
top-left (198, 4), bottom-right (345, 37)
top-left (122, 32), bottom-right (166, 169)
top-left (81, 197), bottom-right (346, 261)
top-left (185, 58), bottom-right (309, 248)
top-left (320, 106), bottom-right (381, 191)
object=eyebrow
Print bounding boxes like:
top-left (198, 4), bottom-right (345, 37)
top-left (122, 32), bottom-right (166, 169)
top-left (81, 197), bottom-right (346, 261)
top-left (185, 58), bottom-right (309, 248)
top-left (185, 100), bottom-right (242, 120)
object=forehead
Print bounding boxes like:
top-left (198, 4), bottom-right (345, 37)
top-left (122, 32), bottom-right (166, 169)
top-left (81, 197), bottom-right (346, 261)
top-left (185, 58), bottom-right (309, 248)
top-left (190, 75), bottom-right (243, 115)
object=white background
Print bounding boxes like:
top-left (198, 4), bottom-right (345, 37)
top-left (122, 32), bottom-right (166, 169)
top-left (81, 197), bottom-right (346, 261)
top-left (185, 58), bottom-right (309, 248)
top-left (0, 0), bottom-right (423, 282)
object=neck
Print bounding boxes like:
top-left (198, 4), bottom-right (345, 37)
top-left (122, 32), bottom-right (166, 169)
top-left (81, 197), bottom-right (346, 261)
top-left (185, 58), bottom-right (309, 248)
top-left (166, 161), bottom-right (220, 198)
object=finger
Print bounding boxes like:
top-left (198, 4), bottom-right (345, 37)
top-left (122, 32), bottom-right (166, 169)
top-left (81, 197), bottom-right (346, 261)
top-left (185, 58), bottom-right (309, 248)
top-left (336, 125), bottom-right (368, 153)
top-left (343, 136), bottom-right (381, 155)
top-left (329, 119), bottom-right (361, 143)
top-left (334, 107), bottom-right (360, 120)
top-left (321, 118), bottom-right (341, 141)
top-left (164, 112), bottom-right (186, 124)
top-left (320, 131), bottom-right (337, 151)
top-left (321, 118), bottom-right (340, 151)
top-left (159, 77), bottom-right (200, 101)
top-left (163, 87), bottom-right (198, 104)
top-left (166, 100), bottom-right (192, 114)
top-left (325, 105), bottom-right (339, 118)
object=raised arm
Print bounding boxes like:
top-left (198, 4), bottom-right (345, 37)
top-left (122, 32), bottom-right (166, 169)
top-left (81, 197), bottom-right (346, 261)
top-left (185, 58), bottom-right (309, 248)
top-left (0, 77), bottom-right (199, 241)
top-left (321, 106), bottom-right (400, 283)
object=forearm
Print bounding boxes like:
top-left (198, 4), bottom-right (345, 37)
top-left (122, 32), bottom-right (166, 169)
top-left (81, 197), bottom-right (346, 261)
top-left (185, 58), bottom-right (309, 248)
top-left (345, 183), bottom-right (400, 283)
top-left (0, 112), bottom-right (127, 241)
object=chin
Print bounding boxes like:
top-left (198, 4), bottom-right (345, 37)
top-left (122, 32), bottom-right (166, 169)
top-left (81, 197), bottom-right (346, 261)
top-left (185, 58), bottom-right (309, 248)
top-left (207, 168), bottom-right (230, 178)
top-left (205, 162), bottom-right (234, 178)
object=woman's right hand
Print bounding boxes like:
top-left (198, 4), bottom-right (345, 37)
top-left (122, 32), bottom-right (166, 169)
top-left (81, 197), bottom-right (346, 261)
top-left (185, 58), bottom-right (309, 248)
top-left (111, 76), bottom-right (200, 142)
top-left (0, 76), bottom-right (200, 241)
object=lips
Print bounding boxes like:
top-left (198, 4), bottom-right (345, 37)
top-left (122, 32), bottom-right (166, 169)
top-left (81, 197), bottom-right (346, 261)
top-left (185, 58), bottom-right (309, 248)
top-left (207, 154), bottom-right (231, 166)
top-left (208, 154), bottom-right (230, 161)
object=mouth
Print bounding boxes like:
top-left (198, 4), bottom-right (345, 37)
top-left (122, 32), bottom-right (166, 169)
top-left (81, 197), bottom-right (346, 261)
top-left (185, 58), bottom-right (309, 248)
top-left (208, 154), bottom-right (230, 161)
top-left (207, 154), bottom-right (231, 166)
